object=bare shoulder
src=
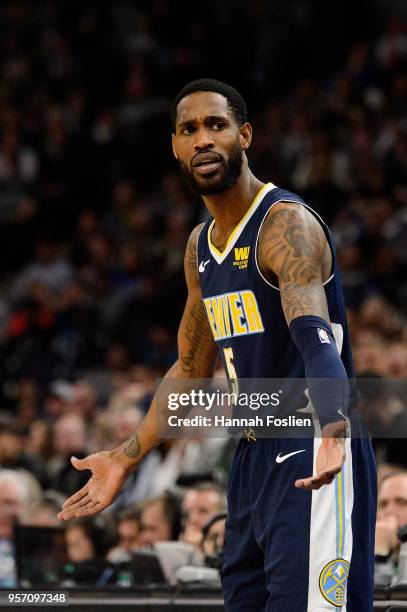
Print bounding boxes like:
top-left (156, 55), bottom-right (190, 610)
top-left (184, 223), bottom-right (206, 287)
top-left (257, 201), bottom-right (327, 279)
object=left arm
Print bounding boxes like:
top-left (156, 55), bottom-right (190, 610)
top-left (258, 201), bottom-right (347, 490)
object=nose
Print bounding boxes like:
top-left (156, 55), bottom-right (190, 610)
top-left (381, 505), bottom-right (398, 522)
top-left (193, 126), bottom-right (215, 151)
top-left (188, 513), bottom-right (200, 528)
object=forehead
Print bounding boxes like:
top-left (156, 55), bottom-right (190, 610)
top-left (143, 501), bottom-right (163, 518)
top-left (184, 489), bottom-right (219, 506)
top-left (176, 91), bottom-right (232, 125)
top-left (120, 519), bottom-right (138, 531)
top-left (0, 481), bottom-right (22, 497)
top-left (68, 525), bottom-right (85, 537)
top-left (379, 475), bottom-right (407, 497)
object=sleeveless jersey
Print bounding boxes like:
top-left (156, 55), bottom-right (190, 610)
top-left (196, 182), bottom-right (355, 416)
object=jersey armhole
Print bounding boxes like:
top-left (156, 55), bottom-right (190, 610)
top-left (254, 199), bottom-right (335, 291)
top-left (195, 223), bottom-right (206, 272)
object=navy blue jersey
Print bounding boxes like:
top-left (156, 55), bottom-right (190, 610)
top-left (197, 182), bottom-right (355, 414)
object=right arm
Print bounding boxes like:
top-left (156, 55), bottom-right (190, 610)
top-left (58, 225), bottom-right (218, 520)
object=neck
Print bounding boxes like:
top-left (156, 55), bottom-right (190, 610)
top-left (202, 168), bottom-right (264, 240)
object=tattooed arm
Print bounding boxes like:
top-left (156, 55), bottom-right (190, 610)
top-left (257, 202), bottom-right (332, 325)
top-left (258, 202), bottom-right (347, 490)
top-left (58, 225), bottom-right (218, 519)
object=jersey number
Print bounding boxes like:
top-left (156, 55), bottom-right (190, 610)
top-left (223, 347), bottom-right (239, 396)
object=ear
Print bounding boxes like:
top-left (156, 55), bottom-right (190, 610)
top-left (239, 122), bottom-right (252, 151)
top-left (171, 133), bottom-right (179, 160)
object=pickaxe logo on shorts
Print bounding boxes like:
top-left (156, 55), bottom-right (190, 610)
top-left (319, 559), bottom-right (350, 607)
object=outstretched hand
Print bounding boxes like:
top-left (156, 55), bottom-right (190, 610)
top-left (57, 451), bottom-right (130, 520)
top-left (295, 422), bottom-right (346, 490)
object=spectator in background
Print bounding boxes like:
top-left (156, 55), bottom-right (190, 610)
top-left (65, 516), bottom-right (116, 564)
top-left (10, 240), bottom-right (74, 303)
top-left (0, 470), bottom-right (30, 587)
top-left (386, 342), bottom-right (407, 378)
top-left (137, 491), bottom-right (182, 548)
top-left (116, 508), bottom-right (141, 553)
top-left (0, 414), bottom-right (48, 488)
top-left (44, 380), bottom-right (75, 420)
top-left (200, 512), bottom-right (227, 569)
top-left (151, 436), bottom-right (230, 496)
top-left (26, 420), bottom-right (53, 462)
top-left (26, 490), bottom-right (66, 528)
top-left (357, 375), bottom-right (407, 468)
top-left (47, 414), bottom-right (89, 496)
top-left (15, 378), bottom-right (40, 428)
top-left (181, 483), bottom-right (227, 547)
top-left (70, 380), bottom-right (98, 422)
top-left (108, 508), bottom-right (141, 563)
top-left (375, 472), bottom-right (407, 577)
top-left (0, 126), bottom-right (39, 226)
top-left (377, 463), bottom-right (407, 486)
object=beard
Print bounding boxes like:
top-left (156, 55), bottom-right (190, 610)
top-left (178, 143), bottom-right (244, 196)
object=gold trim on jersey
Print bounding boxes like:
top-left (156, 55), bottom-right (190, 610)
top-left (207, 182), bottom-right (275, 264)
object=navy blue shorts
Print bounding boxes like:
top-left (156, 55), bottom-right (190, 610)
top-left (222, 413), bottom-right (377, 611)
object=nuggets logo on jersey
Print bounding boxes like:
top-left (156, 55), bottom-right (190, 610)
top-left (233, 246), bottom-right (250, 269)
top-left (203, 290), bottom-right (264, 341)
top-left (319, 559), bottom-right (350, 607)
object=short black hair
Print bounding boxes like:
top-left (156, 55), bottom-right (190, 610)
top-left (171, 78), bottom-right (247, 130)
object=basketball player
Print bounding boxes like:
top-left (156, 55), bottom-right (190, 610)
top-left (58, 80), bottom-right (377, 611)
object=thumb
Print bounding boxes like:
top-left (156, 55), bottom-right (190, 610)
top-left (71, 456), bottom-right (90, 470)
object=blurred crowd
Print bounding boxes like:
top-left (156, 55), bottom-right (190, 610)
top-left (0, 466), bottom-right (228, 586)
top-left (0, 0), bottom-right (406, 590)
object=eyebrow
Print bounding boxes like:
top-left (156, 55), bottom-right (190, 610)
top-left (379, 496), bottom-right (407, 503)
top-left (177, 115), bottom-right (229, 129)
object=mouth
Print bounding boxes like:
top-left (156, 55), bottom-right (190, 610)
top-left (193, 161), bottom-right (221, 176)
top-left (192, 153), bottom-right (222, 176)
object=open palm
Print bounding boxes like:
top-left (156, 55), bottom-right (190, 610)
top-left (57, 451), bottom-right (129, 520)
top-left (295, 438), bottom-right (345, 490)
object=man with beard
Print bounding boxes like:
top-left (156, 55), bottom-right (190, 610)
top-left (58, 80), bottom-right (376, 611)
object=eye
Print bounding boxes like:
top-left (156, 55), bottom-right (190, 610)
top-left (213, 121), bottom-right (225, 131)
top-left (181, 124), bottom-right (195, 135)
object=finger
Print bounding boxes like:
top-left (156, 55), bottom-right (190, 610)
top-left (61, 484), bottom-right (89, 508)
top-left (58, 497), bottom-right (107, 520)
top-left (71, 498), bottom-right (98, 514)
top-left (295, 472), bottom-right (335, 490)
top-left (57, 499), bottom-right (96, 521)
top-left (296, 464), bottom-right (342, 488)
top-left (58, 508), bottom-right (77, 521)
top-left (60, 493), bottom-right (93, 515)
top-left (301, 475), bottom-right (335, 490)
top-left (71, 456), bottom-right (92, 471)
top-left (73, 501), bottom-right (106, 518)
top-left (58, 502), bottom-right (88, 521)
top-left (295, 477), bottom-right (314, 489)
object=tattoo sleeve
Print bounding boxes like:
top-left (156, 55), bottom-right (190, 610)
top-left (177, 224), bottom-right (218, 378)
top-left (258, 203), bottom-right (330, 324)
